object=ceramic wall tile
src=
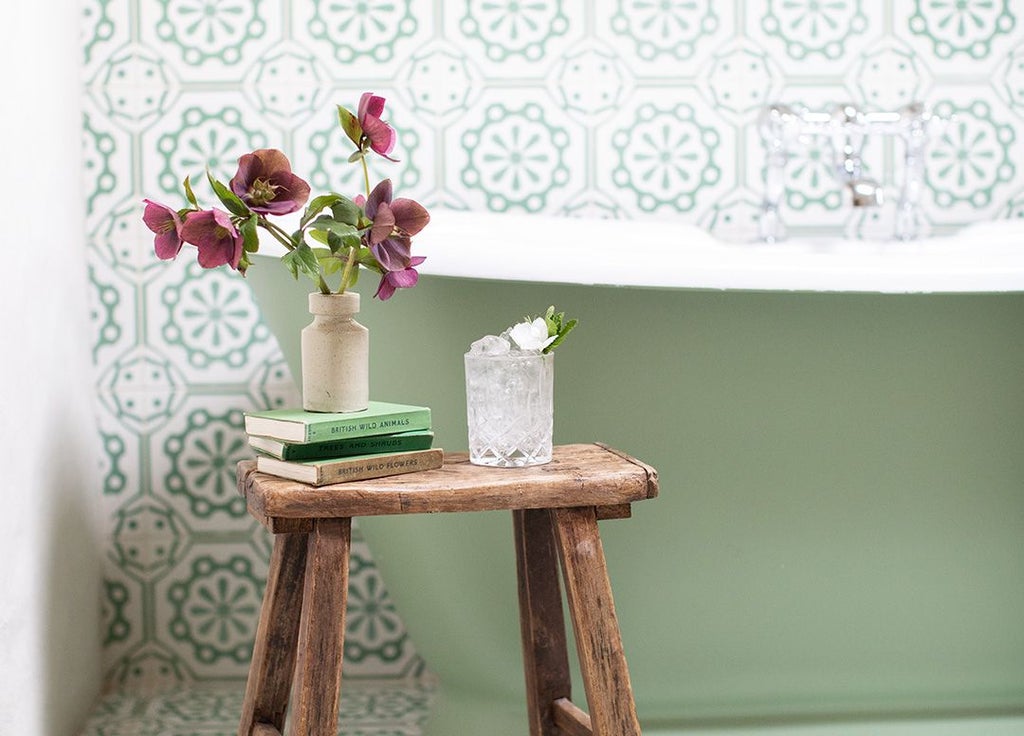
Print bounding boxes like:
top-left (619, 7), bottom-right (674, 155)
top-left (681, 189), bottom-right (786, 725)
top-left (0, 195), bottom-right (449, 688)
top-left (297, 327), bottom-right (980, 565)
top-left (83, 0), bottom-right (1024, 690)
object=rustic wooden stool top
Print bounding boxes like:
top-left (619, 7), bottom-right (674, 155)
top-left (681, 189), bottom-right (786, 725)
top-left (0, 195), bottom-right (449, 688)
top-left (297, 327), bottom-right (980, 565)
top-left (236, 442), bottom-right (658, 736)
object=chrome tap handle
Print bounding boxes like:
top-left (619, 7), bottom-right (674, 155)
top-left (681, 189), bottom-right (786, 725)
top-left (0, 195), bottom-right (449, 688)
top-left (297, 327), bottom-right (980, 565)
top-left (894, 103), bottom-right (931, 241)
top-left (831, 103), bottom-right (865, 182)
top-left (758, 105), bottom-right (799, 243)
top-left (830, 104), bottom-right (884, 208)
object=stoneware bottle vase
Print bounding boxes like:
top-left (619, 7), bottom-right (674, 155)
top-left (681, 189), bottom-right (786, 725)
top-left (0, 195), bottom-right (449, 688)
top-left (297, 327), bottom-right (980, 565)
top-left (301, 291), bottom-right (369, 412)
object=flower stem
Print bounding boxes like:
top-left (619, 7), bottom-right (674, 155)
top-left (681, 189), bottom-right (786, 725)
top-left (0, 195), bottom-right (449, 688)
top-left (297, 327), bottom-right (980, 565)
top-left (338, 246), bottom-right (358, 294)
top-left (259, 218), bottom-right (297, 250)
top-left (360, 154), bottom-right (371, 200)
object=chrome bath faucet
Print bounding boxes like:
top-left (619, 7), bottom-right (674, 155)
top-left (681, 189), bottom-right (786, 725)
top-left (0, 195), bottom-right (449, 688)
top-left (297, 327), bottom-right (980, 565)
top-left (758, 102), bottom-right (940, 243)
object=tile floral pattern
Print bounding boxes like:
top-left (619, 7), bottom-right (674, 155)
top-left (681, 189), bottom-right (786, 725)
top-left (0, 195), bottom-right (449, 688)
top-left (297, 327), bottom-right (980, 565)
top-left (84, 0), bottom-right (1024, 694)
top-left (77, 680), bottom-right (436, 736)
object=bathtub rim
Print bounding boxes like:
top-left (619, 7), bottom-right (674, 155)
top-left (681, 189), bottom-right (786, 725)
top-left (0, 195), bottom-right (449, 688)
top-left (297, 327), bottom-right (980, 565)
top-left (252, 210), bottom-right (1024, 294)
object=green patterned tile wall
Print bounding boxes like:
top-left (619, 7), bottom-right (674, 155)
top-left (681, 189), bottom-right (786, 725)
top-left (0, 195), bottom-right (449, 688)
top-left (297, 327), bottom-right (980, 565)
top-left (83, 1), bottom-right (1024, 688)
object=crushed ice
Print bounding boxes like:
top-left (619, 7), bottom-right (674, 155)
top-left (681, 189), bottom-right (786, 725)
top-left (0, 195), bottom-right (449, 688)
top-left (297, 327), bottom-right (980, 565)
top-left (469, 334), bottom-right (512, 355)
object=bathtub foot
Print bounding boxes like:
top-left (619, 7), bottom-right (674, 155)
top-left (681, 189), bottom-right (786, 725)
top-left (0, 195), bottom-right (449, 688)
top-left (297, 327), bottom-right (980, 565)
top-left (515, 505), bottom-right (642, 736)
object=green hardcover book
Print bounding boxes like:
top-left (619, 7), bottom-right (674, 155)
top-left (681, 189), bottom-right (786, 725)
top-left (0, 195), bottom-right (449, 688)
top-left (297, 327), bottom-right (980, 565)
top-left (244, 401), bottom-right (431, 444)
top-left (249, 429), bottom-right (434, 461)
top-left (255, 448), bottom-right (444, 486)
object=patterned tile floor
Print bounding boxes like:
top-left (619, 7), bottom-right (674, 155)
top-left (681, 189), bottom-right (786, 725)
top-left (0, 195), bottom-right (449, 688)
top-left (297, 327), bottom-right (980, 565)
top-left (77, 678), bottom-right (438, 736)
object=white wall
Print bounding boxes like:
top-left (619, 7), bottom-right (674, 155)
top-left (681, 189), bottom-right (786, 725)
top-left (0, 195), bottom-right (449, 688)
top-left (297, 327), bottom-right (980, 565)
top-left (0, 1), bottom-right (104, 734)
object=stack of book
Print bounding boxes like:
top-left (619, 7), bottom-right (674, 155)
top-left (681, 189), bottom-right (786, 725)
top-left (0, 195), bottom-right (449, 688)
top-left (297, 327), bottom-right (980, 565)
top-left (244, 400), bottom-right (443, 486)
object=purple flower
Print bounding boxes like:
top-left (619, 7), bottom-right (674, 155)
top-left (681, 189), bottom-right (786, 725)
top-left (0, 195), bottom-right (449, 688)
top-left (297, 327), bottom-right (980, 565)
top-left (362, 179), bottom-right (429, 245)
top-left (358, 93), bottom-right (398, 161)
top-left (179, 209), bottom-right (244, 270)
top-left (375, 257), bottom-right (426, 301)
top-left (229, 148), bottom-right (311, 215)
top-left (142, 199), bottom-right (183, 260)
top-left (358, 179), bottom-right (429, 300)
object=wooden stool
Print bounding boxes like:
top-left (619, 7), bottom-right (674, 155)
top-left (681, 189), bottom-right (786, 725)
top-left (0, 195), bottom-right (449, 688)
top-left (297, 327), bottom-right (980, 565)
top-left (235, 442), bottom-right (658, 736)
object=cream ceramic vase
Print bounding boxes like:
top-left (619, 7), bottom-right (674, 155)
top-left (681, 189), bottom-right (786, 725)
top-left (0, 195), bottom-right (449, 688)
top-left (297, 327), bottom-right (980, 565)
top-left (301, 292), bottom-right (369, 412)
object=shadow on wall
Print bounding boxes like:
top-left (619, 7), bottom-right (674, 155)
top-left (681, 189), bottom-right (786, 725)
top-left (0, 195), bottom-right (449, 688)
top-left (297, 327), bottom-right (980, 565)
top-left (42, 409), bottom-right (104, 736)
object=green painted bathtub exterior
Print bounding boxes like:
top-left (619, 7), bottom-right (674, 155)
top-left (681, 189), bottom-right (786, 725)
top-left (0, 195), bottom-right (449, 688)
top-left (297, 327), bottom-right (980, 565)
top-left (246, 261), bottom-right (1024, 727)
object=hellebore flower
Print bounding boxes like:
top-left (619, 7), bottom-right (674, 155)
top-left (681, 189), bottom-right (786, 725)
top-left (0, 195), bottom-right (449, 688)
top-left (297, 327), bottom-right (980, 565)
top-left (358, 93), bottom-right (398, 160)
top-left (361, 179), bottom-right (429, 277)
top-left (375, 256), bottom-right (426, 301)
top-left (358, 179), bottom-right (429, 300)
top-left (142, 199), bottom-right (183, 260)
top-left (229, 148), bottom-right (311, 215)
top-left (363, 179), bottom-right (430, 245)
top-left (179, 209), bottom-right (244, 270)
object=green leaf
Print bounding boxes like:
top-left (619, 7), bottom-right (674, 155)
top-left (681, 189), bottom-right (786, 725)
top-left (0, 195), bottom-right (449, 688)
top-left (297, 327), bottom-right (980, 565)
top-left (297, 243), bottom-right (320, 274)
top-left (326, 231), bottom-right (346, 253)
top-left (206, 170), bottom-right (250, 217)
top-left (240, 215), bottom-right (259, 253)
top-left (311, 216), bottom-right (360, 253)
top-left (347, 150), bottom-right (365, 164)
top-left (300, 194), bottom-right (343, 228)
top-left (543, 318), bottom-right (578, 354)
top-left (337, 105), bottom-right (362, 147)
top-left (183, 175), bottom-right (199, 207)
top-left (330, 197), bottom-right (362, 226)
top-left (281, 243), bottom-right (320, 282)
top-left (355, 246), bottom-right (377, 267)
top-left (318, 250), bottom-right (344, 276)
top-left (310, 216), bottom-right (357, 236)
top-left (281, 252), bottom-right (299, 279)
top-left (542, 306), bottom-right (560, 337)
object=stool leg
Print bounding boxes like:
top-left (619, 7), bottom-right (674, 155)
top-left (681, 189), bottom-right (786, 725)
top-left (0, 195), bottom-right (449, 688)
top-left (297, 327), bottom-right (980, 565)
top-left (238, 532), bottom-right (310, 736)
top-left (514, 508), bottom-right (572, 736)
top-left (553, 507), bottom-right (641, 736)
top-left (287, 518), bottom-right (352, 736)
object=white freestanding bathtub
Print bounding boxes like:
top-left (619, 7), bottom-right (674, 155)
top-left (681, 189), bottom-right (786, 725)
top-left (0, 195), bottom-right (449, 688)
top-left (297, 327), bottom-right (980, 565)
top-left (246, 212), bottom-right (1024, 733)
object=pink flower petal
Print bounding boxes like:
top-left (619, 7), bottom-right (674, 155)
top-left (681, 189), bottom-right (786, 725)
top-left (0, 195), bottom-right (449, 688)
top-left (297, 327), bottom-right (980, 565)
top-left (390, 267), bottom-right (419, 288)
top-left (389, 198), bottom-right (430, 236)
top-left (153, 229), bottom-right (183, 260)
top-left (374, 274), bottom-right (396, 300)
top-left (365, 179), bottom-right (393, 219)
top-left (142, 200), bottom-right (183, 260)
top-left (361, 115), bottom-right (397, 156)
top-left (369, 201), bottom-right (395, 246)
top-left (358, 93), bottom-right (386, 122)
top-left (180, 209), bottom-right (244, 270)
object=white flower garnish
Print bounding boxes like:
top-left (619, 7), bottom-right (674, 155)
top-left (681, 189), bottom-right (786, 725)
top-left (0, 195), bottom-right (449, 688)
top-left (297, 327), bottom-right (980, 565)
top-left (508, 317), bottom-right (556, 351)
